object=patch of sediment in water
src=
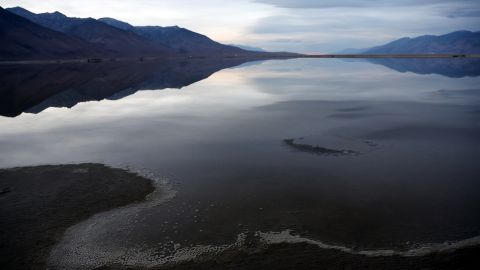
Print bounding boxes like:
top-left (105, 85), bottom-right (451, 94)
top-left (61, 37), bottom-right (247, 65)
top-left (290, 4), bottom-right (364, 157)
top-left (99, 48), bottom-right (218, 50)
top-left (283, 138), bottom-right (359, 156)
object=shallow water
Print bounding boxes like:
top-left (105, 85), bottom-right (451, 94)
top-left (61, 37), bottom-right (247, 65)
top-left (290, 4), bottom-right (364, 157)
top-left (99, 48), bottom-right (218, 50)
top-left (1, 58), bottom-right (480, 267)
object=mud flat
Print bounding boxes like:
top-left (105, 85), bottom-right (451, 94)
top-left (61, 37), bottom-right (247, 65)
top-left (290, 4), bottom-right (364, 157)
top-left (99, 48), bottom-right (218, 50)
top-left (0, 163), bottom-right (155, 270)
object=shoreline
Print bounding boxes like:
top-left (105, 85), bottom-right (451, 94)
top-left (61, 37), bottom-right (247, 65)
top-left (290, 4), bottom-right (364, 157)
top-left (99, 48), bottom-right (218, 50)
top-left (0, 55), bottom-right (296, 65)
top-left (155, 241), bottom-right (480, 270)
top-left (303, 54), bottom-right (480, 58)
top-left (90, 229), bottom-right (480, 269)
top-left (0, 54), bottom-right (479, 65)
top-left (0, 163), bottom-right (156, 270)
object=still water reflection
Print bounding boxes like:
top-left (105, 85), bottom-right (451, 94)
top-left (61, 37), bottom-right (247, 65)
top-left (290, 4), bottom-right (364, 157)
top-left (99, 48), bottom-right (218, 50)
top-left (1, 58), bottom-right (479, 267)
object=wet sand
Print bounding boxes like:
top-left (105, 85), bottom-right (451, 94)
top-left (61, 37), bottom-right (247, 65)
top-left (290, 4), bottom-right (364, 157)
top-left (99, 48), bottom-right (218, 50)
top-left (0, 164), bottom-right (154, 270)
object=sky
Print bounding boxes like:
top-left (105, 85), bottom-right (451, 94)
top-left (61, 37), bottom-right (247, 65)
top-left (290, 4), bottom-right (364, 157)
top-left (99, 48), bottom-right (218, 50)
top-left (1, 0), bottom-right (479, 53)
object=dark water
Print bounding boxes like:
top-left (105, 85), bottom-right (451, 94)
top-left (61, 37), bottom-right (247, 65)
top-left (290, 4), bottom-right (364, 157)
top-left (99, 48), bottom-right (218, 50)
top-left (1, 58), bottom-right (480, 267)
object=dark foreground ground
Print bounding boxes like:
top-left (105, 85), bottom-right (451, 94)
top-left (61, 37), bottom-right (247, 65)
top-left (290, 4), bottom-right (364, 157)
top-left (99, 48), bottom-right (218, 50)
top-left (1, 164), bottom-right (479, 269)
top-left (0, 164), bottom-right (154, 270)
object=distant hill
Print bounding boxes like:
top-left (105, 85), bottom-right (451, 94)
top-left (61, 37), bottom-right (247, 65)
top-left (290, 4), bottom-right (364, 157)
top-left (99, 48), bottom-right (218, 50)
top-left (0, 7), bottom-right (103, 60)
top-left (342, 31), bottom-right (480, 54)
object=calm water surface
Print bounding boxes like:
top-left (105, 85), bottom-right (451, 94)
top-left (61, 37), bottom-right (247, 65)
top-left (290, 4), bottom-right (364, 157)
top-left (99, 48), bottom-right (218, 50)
top-left (1, 58), bottom-right (479, 266)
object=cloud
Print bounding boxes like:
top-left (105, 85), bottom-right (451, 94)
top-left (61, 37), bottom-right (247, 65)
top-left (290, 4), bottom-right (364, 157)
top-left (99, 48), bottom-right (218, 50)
top-left (255, 0), bottom-right (480, 18)
top-left (446, 8), bottom-right (480, 18)
top-left (245, 0), bottom-right (480, 52)
top-left (254, 0), bottom-right (478, 9)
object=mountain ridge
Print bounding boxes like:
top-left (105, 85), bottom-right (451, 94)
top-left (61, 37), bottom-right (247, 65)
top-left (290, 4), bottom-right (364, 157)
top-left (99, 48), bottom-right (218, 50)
top-left (6, 7), bottom-right (174, 56)
top-left (0, 7), bottom-right (107, 60)
top-left (2, 6), bottom-right (279, 60)
top-left (341, 31), bottom-right (480, 54)
top-left (7, 7), bottom-right (253, 55)
top-left (97, 17), bottom-right (246, 55)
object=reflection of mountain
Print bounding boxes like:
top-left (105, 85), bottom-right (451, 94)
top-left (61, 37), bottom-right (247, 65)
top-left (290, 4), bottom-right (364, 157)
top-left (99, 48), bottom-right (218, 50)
top-left (367, 58), bottom-right (480, 78)
top-left (0, 58), bottom-right (261, 117)
top-left (1, 57), bottom-right (478, 117)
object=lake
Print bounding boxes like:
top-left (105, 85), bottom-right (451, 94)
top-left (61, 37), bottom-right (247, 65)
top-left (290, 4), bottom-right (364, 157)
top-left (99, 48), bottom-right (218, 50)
top-left (1, 58), bottom-right (479, 268)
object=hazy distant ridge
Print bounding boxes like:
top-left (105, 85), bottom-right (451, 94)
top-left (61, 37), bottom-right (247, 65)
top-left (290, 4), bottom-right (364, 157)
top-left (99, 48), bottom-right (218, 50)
top-left (341, 31), bottom-right (480, 54)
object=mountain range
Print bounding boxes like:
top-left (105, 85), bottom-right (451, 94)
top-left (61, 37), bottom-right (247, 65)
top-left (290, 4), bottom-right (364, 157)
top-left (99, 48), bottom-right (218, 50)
top-left (340, 31), bottom-right (480, 54)
top-left (336, 31), bottom-right (480, 77)
top-left (1, 6), bottom-right (276, 60)
top-left (1, 6), bottom-right (479, 61)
